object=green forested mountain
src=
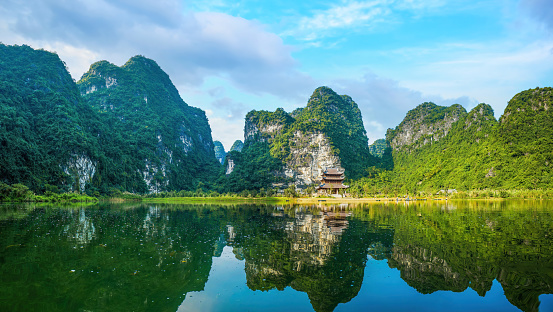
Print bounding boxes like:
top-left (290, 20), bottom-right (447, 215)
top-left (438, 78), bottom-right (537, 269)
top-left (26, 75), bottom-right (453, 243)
top-left (369, 139), bottom-right (387, 158)
top-left (2, 43), bottom-right (553, 196)
top-left (0, 44), bottom-right (220, 195)
top-left (213, 141), bottom-right (226, 164)
top-left (383, 103), bottom-right (498, 191)
top-left (224, 86), bottom-right (378, 191)
top-left (0, 44), bottom-right (99, 192)
top-left (77, 56), bottom-right (220, 193)
top-left (358, 87), bottom-right (553, 194)
top-left (491, 87), bottom-right (553, 188)
top-left (229, 140), bottom-right (244, 152)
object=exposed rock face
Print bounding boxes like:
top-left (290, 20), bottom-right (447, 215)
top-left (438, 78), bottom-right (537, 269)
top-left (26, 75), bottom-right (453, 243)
top-left (78, 55), bottom-right (220, 193)
top-left (236, 87), bottom-right (375, 187)
top-left (387, 102), bottom-right (467, 151)
top-left (284, 131), bottom-right (341, 184)
top-left (225, 157), bottom-right (235, 175)
top-left (141, 160), bottom-right (168, 193)
top-left (243, 112), bottom-right (343, 186)
top-left (62, 154), bottom-right (97, 193)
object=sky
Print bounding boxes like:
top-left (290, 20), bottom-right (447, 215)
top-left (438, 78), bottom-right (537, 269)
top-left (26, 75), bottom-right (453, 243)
top-left (1, 0), bottom-right (552, 149)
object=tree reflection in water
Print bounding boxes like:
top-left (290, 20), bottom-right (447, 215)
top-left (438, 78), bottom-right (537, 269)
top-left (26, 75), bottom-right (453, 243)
top-left (0, 201), bottom-right (552, 312)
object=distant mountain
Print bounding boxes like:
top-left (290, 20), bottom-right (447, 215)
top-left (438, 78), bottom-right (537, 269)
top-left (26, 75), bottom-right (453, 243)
top-left (369, 139), bottom-right (387, 158)
top-left (225, 86), bottom-right (377, 191)
top-left (213, 141), bottom-right (226, 164)
top-left (229, 140), bottom-right (244, 152)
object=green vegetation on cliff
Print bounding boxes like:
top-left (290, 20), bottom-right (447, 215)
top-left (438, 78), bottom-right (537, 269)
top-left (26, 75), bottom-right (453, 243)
top-left (0, 44), bottom-right (220, 196)
top-left (351, 87), bottom-right (553, 195)
top-left (213, 141), bottom-right (226, 164)
top-left (78, 56), bottom-right (220, 194)
top-left (369, 139), bottom-right (387, 158)
top-left (0, 44), bottom-right (100, 192)
top-left (229, 140), bottom-right (244, 152)
top-left (225, 86), bottom-right (378, 191)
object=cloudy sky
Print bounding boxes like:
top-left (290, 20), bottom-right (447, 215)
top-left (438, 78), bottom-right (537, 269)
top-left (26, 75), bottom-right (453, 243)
top-left (1, 0), bottom-right (552, 149)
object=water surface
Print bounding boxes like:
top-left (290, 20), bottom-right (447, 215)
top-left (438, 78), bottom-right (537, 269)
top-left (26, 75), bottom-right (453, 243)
top-left (0, 200), bottom-right (552, 311)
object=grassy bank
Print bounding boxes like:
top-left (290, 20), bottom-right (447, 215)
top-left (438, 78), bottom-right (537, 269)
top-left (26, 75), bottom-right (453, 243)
top-left (143, 196), bottom-right (291, 204)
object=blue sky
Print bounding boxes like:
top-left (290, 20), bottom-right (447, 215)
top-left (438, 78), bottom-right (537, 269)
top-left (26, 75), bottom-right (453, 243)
top-left (1, 0), bottom-right (552, 149)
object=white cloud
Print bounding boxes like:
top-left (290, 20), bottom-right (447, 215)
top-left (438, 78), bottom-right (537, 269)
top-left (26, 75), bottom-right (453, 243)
top-left (211, 97), bottom-right (249, 120)
top-left (388, 40), bottom-right (553, 116)
top-left (287, 0), bottom-right (448, 40)
top-left (0, 0), bottom-right (314, 100)
top-left (208, 117), bottom-right (245, 151)
top-left (332, 73), bottom-right (478, 142)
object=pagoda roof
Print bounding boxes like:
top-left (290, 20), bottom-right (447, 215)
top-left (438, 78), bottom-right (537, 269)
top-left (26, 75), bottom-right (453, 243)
top-left (324, 168), bottom-right (343, 175)
top-left (322, 176), bottom-right (344, 180)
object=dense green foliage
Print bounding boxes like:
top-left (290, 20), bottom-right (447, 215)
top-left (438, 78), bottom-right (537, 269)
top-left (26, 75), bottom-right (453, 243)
top-left (229, 139), bottom-right (244, 152)
top-left (369, 139), bottom-right (386, 157)
top-left (221, 141), bottom-right (285, 192)
top-left (227, 87), bottom-right (378, 191)
top-left (385, 103), bottom-right (497, 191)
top-left (213, 140), bottom-right (226, 164)
top-left (78, 56), bottom-right (220, 194)
top-left (0, 44), bottom-right (100, 191)
top-left (0, 182), bottom-right (97, 202)
top-left (352, 88), bottom-right (553, 194)
top-left (0, 44), bottom-right (220, 196)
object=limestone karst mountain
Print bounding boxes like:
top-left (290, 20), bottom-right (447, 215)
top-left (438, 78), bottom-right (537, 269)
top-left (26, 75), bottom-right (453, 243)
top-left (224, 86), bottom-right (378, 191)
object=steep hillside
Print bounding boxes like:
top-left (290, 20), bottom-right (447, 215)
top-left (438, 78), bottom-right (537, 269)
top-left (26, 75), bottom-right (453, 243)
top-left (229, 140), bottom-right (244, 152)
top-left (0, 44), bottom-right (99, 192)
top-left (369, 139), bottom-right (387, 158)
top-left (369, 88), bottom-right (553, 193)
top-left (374, 102), bottom-right (499, 192)
top-left (386, 102), bottom-right (467, 151)
top-left (491, 87), bottom-right (553, 188)
top-left (78, 56), bottom-right (220, 193)
top-left (226, 86), bottom-right (377, 190)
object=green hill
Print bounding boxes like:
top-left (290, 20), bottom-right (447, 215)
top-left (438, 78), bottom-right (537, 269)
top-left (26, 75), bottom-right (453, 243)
top-left (78, 56), bottom-right (220, 193)
top-left (0, 44), bottom-right (99, 192)
top-left (225, 86), bottom-right (378, 191)
top-left (0, 44), bottom-right (220, 195)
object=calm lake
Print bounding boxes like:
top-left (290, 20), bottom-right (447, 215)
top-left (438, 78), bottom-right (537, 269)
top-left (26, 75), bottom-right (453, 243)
top-left (1, 200), bottom-right (552, 312)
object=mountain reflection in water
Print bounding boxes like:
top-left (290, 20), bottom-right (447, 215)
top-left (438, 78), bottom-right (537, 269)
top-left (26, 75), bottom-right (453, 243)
top-left (0, 201), bottom-right (552, 312)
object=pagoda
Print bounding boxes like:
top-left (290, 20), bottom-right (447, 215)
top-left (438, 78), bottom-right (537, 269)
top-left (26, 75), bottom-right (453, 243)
top-left (316, 168), bottom-right (349, 195)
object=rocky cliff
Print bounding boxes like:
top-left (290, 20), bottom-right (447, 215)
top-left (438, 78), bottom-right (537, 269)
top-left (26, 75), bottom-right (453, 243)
top-left (0, 44), bottom-right (98, 192)
top-left (230, 87), bottom-right (376, 188)
top-left (78, 56), bottom-right (220, 193)
top-left (386, 102), bottom-right (467, 151)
